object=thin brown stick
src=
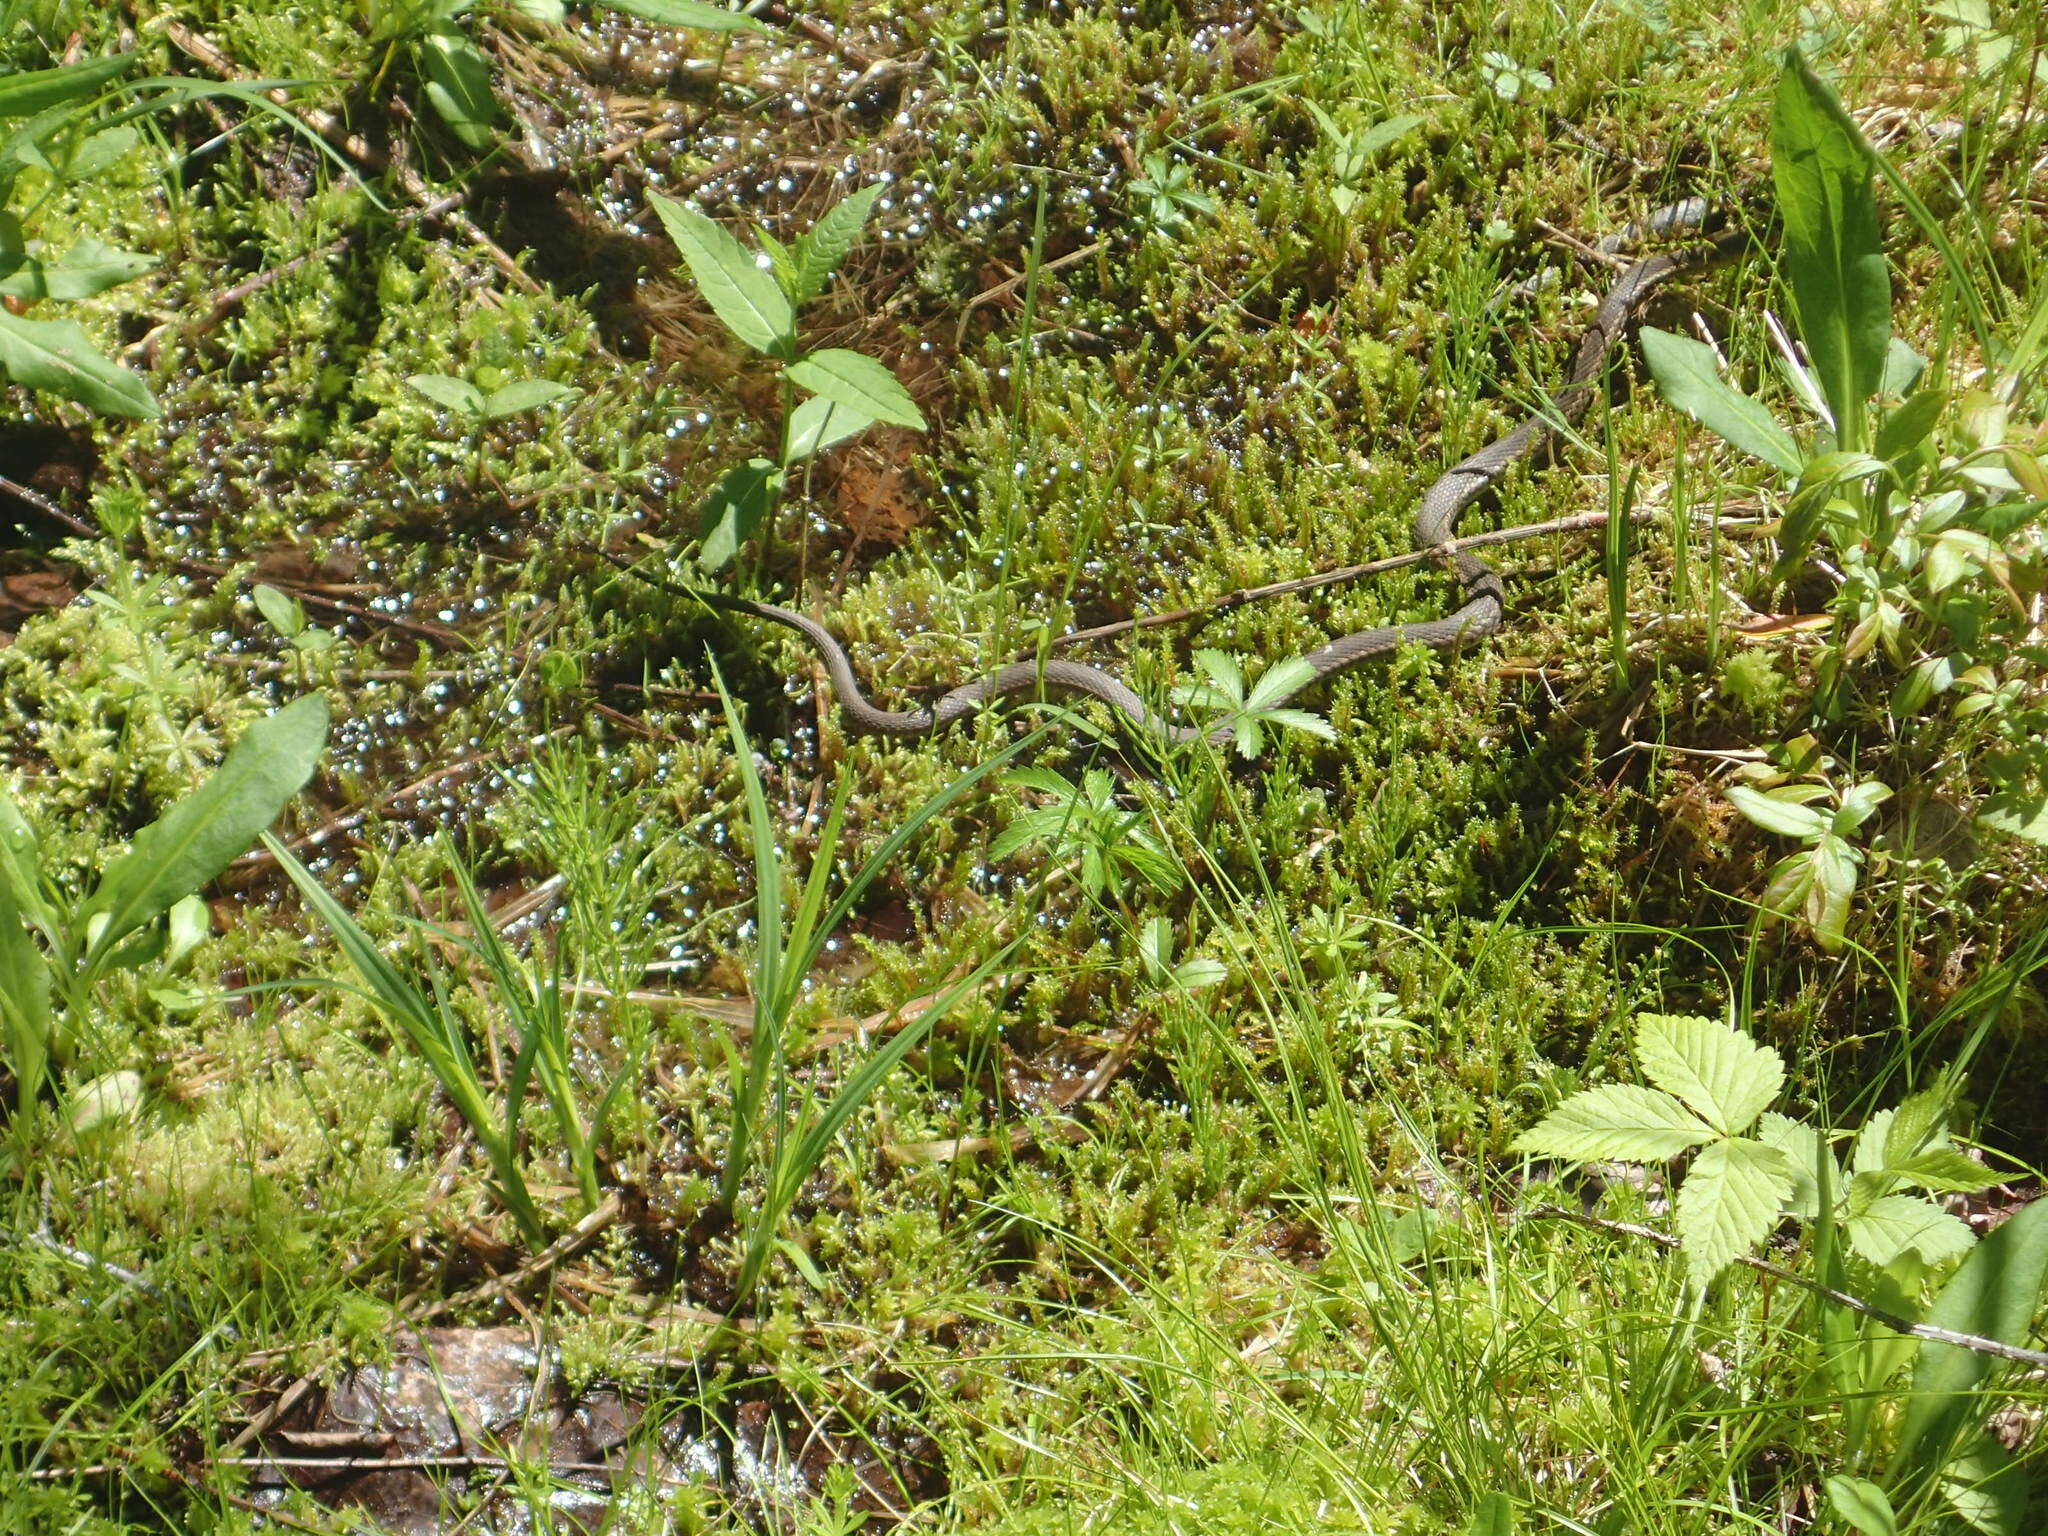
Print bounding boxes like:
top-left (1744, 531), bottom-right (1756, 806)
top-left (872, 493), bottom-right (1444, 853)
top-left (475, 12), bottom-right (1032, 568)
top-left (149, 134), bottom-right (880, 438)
top-left (1530, 1205), bottom-right (2048, 1369)
top-left (0, 475), bottom-right (97, 538)
top-left (1038, 508), bottom-right (1658, 657)
top-left (413, 1193), bottom-right (622, 1323)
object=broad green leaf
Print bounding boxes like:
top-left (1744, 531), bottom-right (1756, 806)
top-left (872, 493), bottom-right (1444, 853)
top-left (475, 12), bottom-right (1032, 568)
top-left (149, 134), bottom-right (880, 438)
top-left (1171, 956), bottom-right (1227, 991)
top-left (1675, 1135), bottom-right (1795, 1286)
top-left (405, 373), bottom-right (487, 415)
top-left (251, 583), bottom-right (304, 638)
top-left (0, 54), bottom-right (134, 119)
top-left (0, 309), bottom-right (158, 418)
top-left (0, 869), bottom-right (52, 1107)
top-left (1846, 1193), bottom-right (1974, 1266)
top-left (1511, 1083), bottom-right (1716, 1162)
top-left (784, 394), bottom-right (872, 461)
top-left (1826, 1475), bottom-right (1898, 1536)
top-left (418, 25), bottom-right (500, 150)
top-left (482, 379), bottom-right (580, 417)
top-left (1835, 779), bottom-right (1892, 832)
top-left (1727, 783), bottom-right (1830, 839)
top-left (1879, 337), bottom-right (1927, 397)
top-left (0, 788), bottom-right (48, 933)
top-left (595, 0), bottom-right (772, 32)
top-left (790, 184), bottom-right (883, 306)
top-left (1636, 1013), bottom-right (1785, 1135)
top-left (1896, 1199), bottom-right (2048, 1477)
top-left (1808, 833), bottom-right (1861, 947)
top-left (648, 191), bottom-right (794, 355)
top-left (80, 696), bottom-right (329, 968)
top-left (163, 892), bottom-right (210, 968)
top-left (785, 347), bottom-right (927, 431)
top-left (1772, 48), bottom-right (1890, 452)
top-left (1942, 1439), bottom-right (2027, 1536)
top-left (0, 235), bottom-right (157, 302)
top-left (696, 457), bottom-right (778, 571)
top-left (1757, 1111), bottom-right (1833, 1219)
top-left (1465, 1491), bottom-right (1515, 1536)
top-left (1980, 790), bottom-right (2048, 845)
top-left (49, 123), bottom-right (138, 183)
top-left (1641, 327), bottom-right (1804, 474)
top-left (1877, 387), bottom-right (1947, 463)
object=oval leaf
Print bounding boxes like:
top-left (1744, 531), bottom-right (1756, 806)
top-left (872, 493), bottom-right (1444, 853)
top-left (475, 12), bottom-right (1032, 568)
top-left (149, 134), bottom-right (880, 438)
top-left (406, 373), bottom-right (487, 415)
top-left (1641, 327), bottom-right (1803, 474)
top-left (785, 347), bottom-right (926, 431)
top-left (0, 309), bottom-right (159, 418)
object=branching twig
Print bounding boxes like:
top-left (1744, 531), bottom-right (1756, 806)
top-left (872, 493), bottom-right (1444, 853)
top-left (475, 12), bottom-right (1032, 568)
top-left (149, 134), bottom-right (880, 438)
top-left (1530, 1205), bottom-right (2048, 1369)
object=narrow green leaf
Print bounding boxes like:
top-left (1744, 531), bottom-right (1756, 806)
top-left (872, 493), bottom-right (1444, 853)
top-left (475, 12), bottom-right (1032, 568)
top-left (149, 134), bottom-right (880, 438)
top-left (1358, 112), bottom-right (1426, 157)
top-left (0, 54), bottom-right (135, 119)
top-left (1511, 1083), bottom-right (1717, 1161)
top-left (1641, 327), bottom-right (1804, 474)
top-left (482, 379), bottom-right (580, 418)
top-left (81, 696), bottom-right (329, 967)
top-left (0, 308), bottom-right (158, 418)
top-left (1826, 1475), bottom-right (1898, 1536)
top-left (647, 191), bottom-right (794, 355)
top-left (0, 870), bottom-right (52, 1108)
top-left (595, 0), bottom-right (772, 33)
top-left (1877, 387), bottom-right (1947, 463)
top-left (1675, 1136), bottom-right (1795, 1286)
top-left (405, 373), bottom-right (487, 415)
top-left (785, 347), bottom-right (927, 430)
top-left (1772, 48), bottom-right (1890, 451)
top-left (1896, 1199), bottom-right (2048, 1476)
top-left (790, 183), bottom-right (883, 306)
top-left (0, 235), bottom-right (157, 302)
top-left (1635, 1013), bottom-right (1785, 1135)
top-left (0, 788), bottom-right (49, 935)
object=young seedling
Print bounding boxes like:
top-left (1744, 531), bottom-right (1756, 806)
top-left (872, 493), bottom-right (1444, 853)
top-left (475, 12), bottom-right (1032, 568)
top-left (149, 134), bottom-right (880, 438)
top-left (405, 372), bottom-right (581, 486)
top-left (648, 183), bottom-right (927, 574)
top-left (1171, 650), bottom-right (1338, 761)
top-left (1725, 737), bottom-right (1890, 952)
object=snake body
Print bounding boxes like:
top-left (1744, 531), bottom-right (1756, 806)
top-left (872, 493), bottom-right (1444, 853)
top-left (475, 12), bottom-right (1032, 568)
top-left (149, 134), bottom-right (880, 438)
top-left (645, 205), bottom-right (1740, 746)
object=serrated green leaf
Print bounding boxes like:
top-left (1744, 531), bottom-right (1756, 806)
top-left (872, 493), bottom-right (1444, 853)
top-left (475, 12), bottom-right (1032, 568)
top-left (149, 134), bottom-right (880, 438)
top-left (1853, 1106), bottom-right (1899, 1178)
top-left (1826, 1475), bottom-right (1898, 1536)
top-left (1511, 1084), bottom-right (1717, 1162)
top-left (0, 54), bottom-right (135, 119)
top-left (0, 234), bottom-right (157, 302)
top-left (1757, 1111), bottom-right (1834, 1219)
top-left (1676, 1136), bottom-right (1795, 1287)
top-left (1636, 1013), bottom-right (1785, 1134)
top-left (790, 183), bottom-right (883, 306)
top-left (80, 696), bottom-right (329, 970)
top-left (594, 0), bottom-right (771, 32)
top-left (1256, 707), bottom-right (1336, 742)
top-left (648, 191), bottom-right (793, 355)
top-left (418, 25), bottom-right (500, 150)
top-left (783, 394), bottom-right (872, 461)
top-left (785, 348), bottom-right (926, 430)
top-left (406, 373), bottom-right (488, 415)
top-left (1847, 1194), bottom-right (1975, 1266)
top-left (1889, 1148), bottom-right (1998, 1194)
top-left (1244, 656), bottom-right (1322, 712)
top-left (482, 379), bottom-right (580, 418)
top-left (1728, 782), bottom-right (1831, 838)
top-left (0, 308), bottom-right (158, 418)
top-left (1641, 327), bottom-right (1804, 474)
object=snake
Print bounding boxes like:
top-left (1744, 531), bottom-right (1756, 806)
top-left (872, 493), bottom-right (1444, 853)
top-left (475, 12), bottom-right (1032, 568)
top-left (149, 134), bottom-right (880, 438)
top-left (616, 201), bottom-right (1742, 747)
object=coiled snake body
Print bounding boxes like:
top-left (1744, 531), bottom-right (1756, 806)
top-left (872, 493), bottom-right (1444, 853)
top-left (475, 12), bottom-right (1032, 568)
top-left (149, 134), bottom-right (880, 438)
top-left (634, 203), bottom-right (1741, 746)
